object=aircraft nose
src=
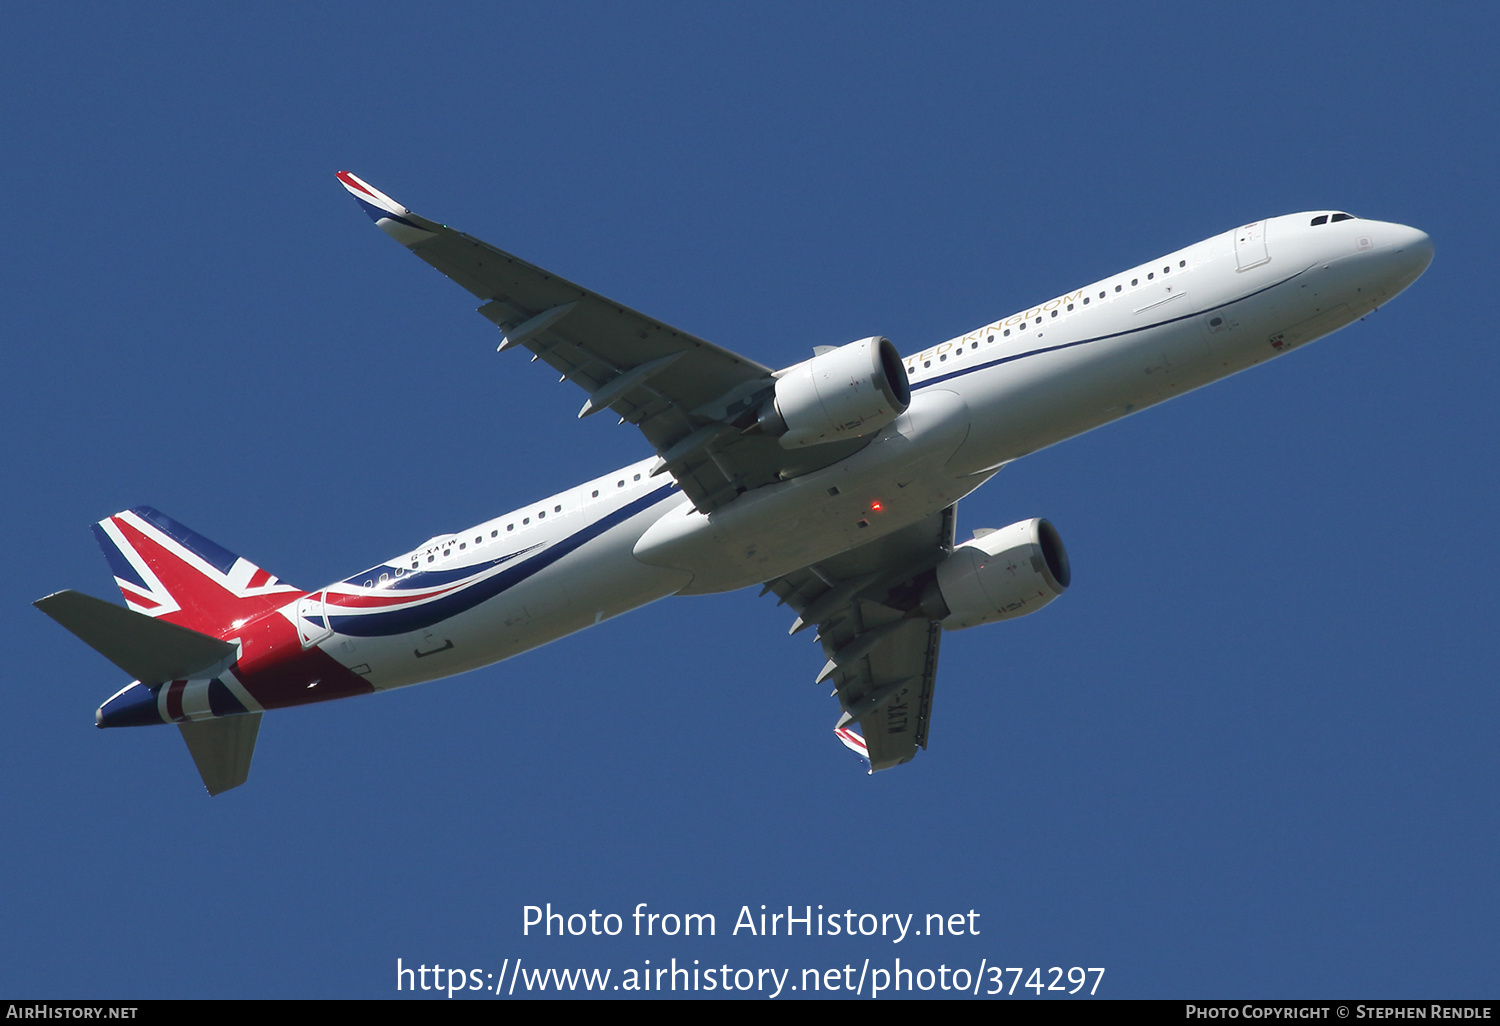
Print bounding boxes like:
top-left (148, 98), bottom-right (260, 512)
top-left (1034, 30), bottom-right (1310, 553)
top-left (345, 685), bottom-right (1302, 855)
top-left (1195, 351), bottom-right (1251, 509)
top-left (1360, 222), bottom-right (1433, 299)
top-left (1387, 223), bottom-right (1434, 284)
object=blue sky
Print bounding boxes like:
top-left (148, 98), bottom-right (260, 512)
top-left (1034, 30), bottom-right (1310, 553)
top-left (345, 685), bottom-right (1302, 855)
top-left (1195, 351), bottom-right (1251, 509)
top-left (3, 3), bottom-right (1495, 999)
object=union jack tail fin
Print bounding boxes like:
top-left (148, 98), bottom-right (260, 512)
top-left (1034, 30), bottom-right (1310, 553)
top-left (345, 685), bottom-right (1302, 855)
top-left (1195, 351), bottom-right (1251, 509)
top-left (92, 507), bottom-right (302, 637)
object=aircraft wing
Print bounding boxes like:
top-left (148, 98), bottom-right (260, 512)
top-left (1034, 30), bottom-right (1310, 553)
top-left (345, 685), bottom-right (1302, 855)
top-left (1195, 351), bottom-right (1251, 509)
top-left (337, 172), bottom-right (871, 513)
top-left (763, 504), bottom-right (956, 772)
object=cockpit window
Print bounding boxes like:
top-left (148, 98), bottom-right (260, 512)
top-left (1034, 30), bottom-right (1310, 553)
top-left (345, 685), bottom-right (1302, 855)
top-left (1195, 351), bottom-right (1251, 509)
top-left (1330, 212), bottom-right (1355, 222)
top-left (1310, 215), bottom-right (1329, 226)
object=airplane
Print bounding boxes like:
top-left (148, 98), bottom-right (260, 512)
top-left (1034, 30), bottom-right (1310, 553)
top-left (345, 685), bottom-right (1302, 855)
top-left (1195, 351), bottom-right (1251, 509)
top-left (35, 173), bottom-right (1434, 794)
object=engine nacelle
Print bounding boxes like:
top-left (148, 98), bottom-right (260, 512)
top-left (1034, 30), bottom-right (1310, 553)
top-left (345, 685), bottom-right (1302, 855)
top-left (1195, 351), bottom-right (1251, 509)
top-left (923, 518), bottom-right (1071, 630)
top-left (759, 336), bottom-right (911, 448)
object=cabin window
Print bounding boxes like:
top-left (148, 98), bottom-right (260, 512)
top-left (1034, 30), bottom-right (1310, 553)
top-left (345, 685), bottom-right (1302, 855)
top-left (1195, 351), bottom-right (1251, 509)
top-left (459, 542), bottom-right (466, 550)
top-left (971, 341), bottom-right (977, 350)
top-left (923, 360), bottom-right (931, 367)
top-left (1018, 322), bottom-right (1027, 330)
top-left (1147, 272), bottom-right (1154, 280)
top-left (1115, 285), bottom-right (1122, 292)
top-left (591, 489), bottom-right (599, 498)
top-left (1163, 266), bottom-right (1170, 274)
top-left (1131, 278), bottom-right (1138, 286)
top-left (523, 517), bottom-right (530, 525)
top-left (987, 334), bottom-right (994, 343)
top-left (538, 511), bottom-right (545, 519)
top-left (427, 555), bottom-right (435, 563)
top-left (618, 480), bottom-right (624, 488)
top-left (507, 524), bottom-right (514, 531)
top-left (554, 505), bottom-right (562, 512)
top-left (1067, 303), bottom-right (1074, 311)
top-left (633, 474), bottom-right (641, 482)
top-left (1004, 328), bottom-right (1011, 337)
top-left (490, 530), bottom-right (498, 538)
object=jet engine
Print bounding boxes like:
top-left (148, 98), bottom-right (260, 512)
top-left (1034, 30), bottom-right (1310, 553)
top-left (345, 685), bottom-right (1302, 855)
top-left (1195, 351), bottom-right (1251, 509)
top-left (921, 518), bottom-right (1071, 630)
top-left (758, 336), bottom-right (911, 448)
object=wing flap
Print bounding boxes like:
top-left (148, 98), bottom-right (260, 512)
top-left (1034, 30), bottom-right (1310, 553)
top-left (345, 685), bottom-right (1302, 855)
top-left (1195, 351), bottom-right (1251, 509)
top-left (766, 505), bottom-right (956, 772)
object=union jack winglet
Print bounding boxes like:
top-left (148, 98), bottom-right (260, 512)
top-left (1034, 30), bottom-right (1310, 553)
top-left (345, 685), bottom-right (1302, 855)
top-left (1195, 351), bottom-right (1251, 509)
top-left (335, 171), bottom-right (440, 246)
top-left (92, 507), bottom-right (302, 636)
top-left (834, 725), bottom-right (872, 773)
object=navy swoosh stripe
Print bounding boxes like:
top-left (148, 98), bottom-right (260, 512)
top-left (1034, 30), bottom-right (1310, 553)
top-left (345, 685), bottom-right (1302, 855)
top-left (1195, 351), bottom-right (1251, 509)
top-left (912, 267), bottom-right (1308, 391)
top-left (328, 483), bottom-right (678, 637)
top-left (342, 542), bottom-right (545, 590)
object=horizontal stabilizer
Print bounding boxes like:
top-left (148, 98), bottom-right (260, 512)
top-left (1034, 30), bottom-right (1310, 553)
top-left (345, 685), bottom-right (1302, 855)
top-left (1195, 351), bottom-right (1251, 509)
top-left (35, 590), bottom-right (237, 684)
top-left (179, 714), bottom-right (261, 795)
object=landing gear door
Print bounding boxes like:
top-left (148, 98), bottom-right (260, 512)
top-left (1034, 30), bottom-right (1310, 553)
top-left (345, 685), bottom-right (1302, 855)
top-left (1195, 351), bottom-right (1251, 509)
top-left (297, 591), bottom-right (333, 648)
top-left (1235, 221), bottom-right (1270, 271)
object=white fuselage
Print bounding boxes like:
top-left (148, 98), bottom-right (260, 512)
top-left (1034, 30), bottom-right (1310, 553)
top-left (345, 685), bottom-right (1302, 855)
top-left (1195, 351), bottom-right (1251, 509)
top-left (306, 213), bottom-right (1431, 692)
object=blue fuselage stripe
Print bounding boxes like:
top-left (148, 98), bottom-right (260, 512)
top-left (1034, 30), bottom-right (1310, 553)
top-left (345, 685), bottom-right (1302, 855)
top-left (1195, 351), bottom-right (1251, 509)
top-left (328, 483), bottom-right (677, 637)
top-left (910, 268), bottom-right (1306, 392)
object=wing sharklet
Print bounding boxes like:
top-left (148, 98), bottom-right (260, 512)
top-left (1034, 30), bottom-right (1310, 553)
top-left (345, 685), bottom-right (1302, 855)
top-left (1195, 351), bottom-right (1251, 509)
top-left (834, 725), bottom-right (872, 773)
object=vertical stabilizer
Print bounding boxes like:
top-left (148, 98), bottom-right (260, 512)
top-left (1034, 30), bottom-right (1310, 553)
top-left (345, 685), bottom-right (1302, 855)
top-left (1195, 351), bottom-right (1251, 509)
top-left (92, 507), bottom-right (302, 635)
